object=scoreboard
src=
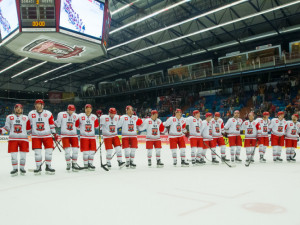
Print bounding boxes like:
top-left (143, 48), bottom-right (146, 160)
top-left (20, 0), bottom-right (56, 28)
top-left (0, 0), bottom-right (111, 63)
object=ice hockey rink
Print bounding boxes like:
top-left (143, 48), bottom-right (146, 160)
top-left (0, 142), bottom-right (300, 225)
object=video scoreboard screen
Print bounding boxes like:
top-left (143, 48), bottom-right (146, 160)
top-left (0, 0), bottom-right (19, 40)
top-left (20, 0), bottom-right (56, 28)
top-left (59, 0), bottom-right (105, 41)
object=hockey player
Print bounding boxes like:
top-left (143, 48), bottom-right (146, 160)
top-left (28, 99), bottom-right (58, 175)
top-left (212, 112), bottom-right (229, 162)
top-left (186, 110), bottom-right (204, 165)
top-left (75, 104), bottom-right (99, 170)
top-left (241, 112), bottom-right (261, 163)
top-left (163, 108), bottom-right (189, 167)
top-left (269, 111), bottom-right (287, 162)
top-left (255, 112), bottom-right (270, 162)
top-left (0, 104), bottom-right (31, 176)
top-left (99, 108), bottom-right (125, 169)
top-left (285, 114), bottom-right (300, 162)
top-left (138, 110), bottom-right (165, 167)
top-left (55, 104), bottom-right (81, 171)
top-left (224, 110), bottom-right (243, 162)
top-left (117, 105), bottom-right (143, 168)
top-left (200, 113), bottom-right (219, 164)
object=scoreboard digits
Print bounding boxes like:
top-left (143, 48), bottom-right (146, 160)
top-left (20, 0), bottom-right (56, 29)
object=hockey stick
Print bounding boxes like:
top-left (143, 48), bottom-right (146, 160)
top-left (203, 141), bottom-right (235, 168)
top-left (245, 140), bottom-right (258, 167)
top-left (97, 120), bottom-right (109, 171)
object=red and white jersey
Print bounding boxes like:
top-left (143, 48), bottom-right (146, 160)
top-left (117, 115), bottom-right (143, 137)
top-left (211, 118), bottom-right (224, 138)
top-left (138, 118), bottom-right (164, 140)
top-left (55, 112), bottom-right (79, 137)
top-left (200, 120), bottom-right (213, 140)
top-left (269, 118), bottom-right (287, 136)
top-left (186, 116), bottom-right (202, 138)
top-left (255, 118), bottom-right (270, 137)
top-left (75, 113), bottom-right (99, 139)
top-left (0, 114), bottom-right (30, 141)
top-left (28, 110), bottom-right (55, 138)
top-left (285, 121), bottom-right (300, 140)
top-left (241, 120), bottom-right (261, 139)
top-left (99, 114), bottom-right (119, 139)
top-left (163, 116), bottom-right (186, 138)
top-left (224, 117), bottom-right (243, 136)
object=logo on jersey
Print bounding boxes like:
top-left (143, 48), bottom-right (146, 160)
top-left (73, 115), bottom-right (76, 119)
top-left (63, 114), bottom-right (67, 118)
top-left (85, 124), bottom-right (92, 132)
top-left (82, 117), bottom-right (85, 120)
top-left (105, 118), bottom-right (109, 122)
top-left (173, 118), bottom-right (176, 122)
top-left (193, 119), bottom-right (196, 122)
top-left (22, 117), bottom-right (26, 121)
top-left (44, 113), bottom-right (47, 117)
top-left (247, 128), bottom-right (253, 134)
top-left (67, 122), bottom-right (73, 131)
top-left (125, 117), bottom-right (128, 121)
top-left (9, 116), bottom-right (14, 120)
top-left (36, 122), bottom-right (45, 131)
top-left (14, 124), bottom-right (22, 133)
top-left (152, 128), bottom-right (158, 136)
top-left (128, 124), bottom-right (134, 132)
top-left (176, 125), bottom-right (181, 132)
top-left (109, 125), bottom-right (116, 133)
top-left (32, 114), bottom-right (36, 118)
top-left (91, 117), bottom-right (95, 121)
top-left (149, 121), bottom-right (152, 124)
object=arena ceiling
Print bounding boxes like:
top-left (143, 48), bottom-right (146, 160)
top-left (0, 0), bottom-right (300, 93)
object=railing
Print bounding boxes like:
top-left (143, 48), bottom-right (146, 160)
top-left (80, 53), bottom-right (300, 98)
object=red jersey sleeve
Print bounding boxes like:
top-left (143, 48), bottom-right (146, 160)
top-left (159, 123), bottom-right (165, 133)
top-left (48, 115), bottom-right (55, 126)
top-left (182, 123), bottom-right (186, 129)
top-left (94, 118), bottom-right (99, 128)
top-left (26, 120), bottom-right (31, 131)
top-left (221, 122), bottom-right (224, 129)
top-left (136, 118), bottom-right (143, 126)
top-left (75, 119), bottom-right (80, 128)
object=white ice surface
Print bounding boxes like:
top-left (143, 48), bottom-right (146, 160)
top-left (0, 142), bottom-right (299, 225)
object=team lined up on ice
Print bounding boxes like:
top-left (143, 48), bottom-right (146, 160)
top-left (0, 99), bottom-right (300, 176)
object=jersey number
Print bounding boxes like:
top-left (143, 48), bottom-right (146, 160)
top-left (14, 124), bottom-right (22, 133)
